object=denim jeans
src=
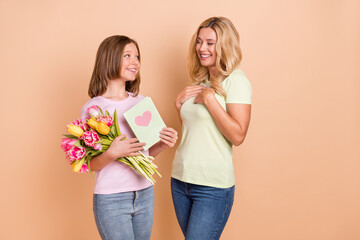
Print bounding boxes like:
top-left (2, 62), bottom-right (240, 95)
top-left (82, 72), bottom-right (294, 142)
top-left (93, 186), bottom-right (154, 240)
top-left (171, 178), bottom-right (235, 240)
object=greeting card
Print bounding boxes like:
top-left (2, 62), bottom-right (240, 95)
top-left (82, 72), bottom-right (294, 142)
top-left (124, 97), bottom-right (166, 150)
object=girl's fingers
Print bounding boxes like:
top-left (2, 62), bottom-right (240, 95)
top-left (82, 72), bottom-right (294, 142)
top-left (115, 134), bottom-right (127, 141)
top-left (161, 138), bottom-right (175, 147)
top-left (126, 138), bottom-right (141, 143)
top-left (160, 134), bottom-right (173, 141)
top-left (131, 147), bottom-right (145, 152)
top-left (130, 142), bottom-right (146, 147)
top-left (128, 152), bottom-right (142, 156)
top-left (161, 127), bottom-right (177, 134)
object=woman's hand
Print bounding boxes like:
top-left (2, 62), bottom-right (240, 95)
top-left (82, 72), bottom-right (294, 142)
top-left (175, 85), bottom-right (206, 110)
top-left (193, 87), bottom-right (216, 104)
top-left (107, 134), bottom-right (145, 159)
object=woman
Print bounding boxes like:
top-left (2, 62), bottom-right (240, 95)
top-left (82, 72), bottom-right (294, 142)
top-left (171, 17), bottom-right (252, 239)
top-left (81, 35), bottom-right (178, 240)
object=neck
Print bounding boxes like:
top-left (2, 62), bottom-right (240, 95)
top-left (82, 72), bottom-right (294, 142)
top-left (102, 78), bottom-right (128, 100)
top-left (208, 66), bottom-right (219, 79)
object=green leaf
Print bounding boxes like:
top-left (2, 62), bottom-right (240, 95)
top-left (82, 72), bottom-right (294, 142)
top-left (113, 109), bottom-right (121, 136)
top-left (102, 139), bottom-right (113, 145)
top-left (86, 156), bottom-right (93, 177)
top-left (74, 141), bottom-right (82, 147)
top-left (63, 134), bottom-right (78, 140)
top-left (110, 125), bottom-right (116, 137)
top-left (97, 105), bottom-right (104, 116)
top-left (105, 110), bottom-right (110, 116)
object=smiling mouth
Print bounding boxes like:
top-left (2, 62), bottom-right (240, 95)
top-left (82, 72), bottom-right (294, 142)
top-left (127, 68), bottom-right (137, 73)
top-left (200, 54), bottom-right (211, 59)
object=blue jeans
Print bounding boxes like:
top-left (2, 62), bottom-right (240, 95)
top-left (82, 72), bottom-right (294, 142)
top-left (171, 178), bottom-right (235, 240)
top-left (93, 186), bottom-right (154, 240)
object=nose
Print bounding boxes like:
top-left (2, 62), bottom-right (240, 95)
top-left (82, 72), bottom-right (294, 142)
top-left (131, 56), bottom-right (139, 65)
top-left (199, 42), bottom-right (206, 51)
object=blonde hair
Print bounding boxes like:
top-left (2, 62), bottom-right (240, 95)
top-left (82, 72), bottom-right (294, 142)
top-left (188, 17), bottom-right (242, 96)
top-left (88, 35), bottom-right (141, 98)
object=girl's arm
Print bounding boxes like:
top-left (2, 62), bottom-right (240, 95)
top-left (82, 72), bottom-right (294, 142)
top-left (149, 127), bottom-right (178, 157)
top-left (194, 88), bottom-right (251, 146)
top-left (89, 134), bottom-right (146, 171)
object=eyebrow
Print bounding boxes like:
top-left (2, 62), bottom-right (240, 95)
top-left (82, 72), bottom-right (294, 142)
top-left (123, 50), bottom-right (138, 53)
top-left (196, 37), bottom-right (216, 41)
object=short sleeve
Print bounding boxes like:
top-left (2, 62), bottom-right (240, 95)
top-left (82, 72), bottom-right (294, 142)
top-left (80, 99), bottom-right (94, 121)
top-left (80, 104), bottom-right (90, 121)
top-left (225, 70), bottom-right (252, 104)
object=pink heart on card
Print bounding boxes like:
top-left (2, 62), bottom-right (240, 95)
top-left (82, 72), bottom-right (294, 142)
top-left (135, 111), bottom-right (152, 127)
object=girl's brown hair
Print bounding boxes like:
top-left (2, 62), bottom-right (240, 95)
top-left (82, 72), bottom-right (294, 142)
top-left (88, 35), bottom-right (141, 98)
top-left (188, 17), bottom-right (242, 97)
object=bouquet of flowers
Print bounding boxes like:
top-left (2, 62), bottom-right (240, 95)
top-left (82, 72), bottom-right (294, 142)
top-left (61, 105), bottom-right (161, 184)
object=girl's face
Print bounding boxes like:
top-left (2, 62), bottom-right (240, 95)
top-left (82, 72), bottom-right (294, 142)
top-left (119, 43), bottom-right (140, 81)
top-left (196, 27), bottom-right (217, 69)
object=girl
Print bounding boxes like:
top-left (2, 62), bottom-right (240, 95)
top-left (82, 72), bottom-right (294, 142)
top-left (81, 35), bottom-right (177, 240)
top-left (171, 17), bottom-right (252, 239)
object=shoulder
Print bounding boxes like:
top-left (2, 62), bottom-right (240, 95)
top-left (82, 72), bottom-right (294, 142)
top-left (80, 97), bottom-right (101, 120)
top-left (224, 70), bottom-right (252, 104)
top-left (81, 97), bottom-right (100, 111)
top-left (223, 70), bottom-right (251, 90)
top-left (226, 69), bottom-right (249, 84)
top-left (129, 92), bottom-right (146, 101)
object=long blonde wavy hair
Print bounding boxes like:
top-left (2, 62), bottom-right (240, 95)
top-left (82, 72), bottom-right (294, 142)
top-left (188, 17), bottom-right (242, 96)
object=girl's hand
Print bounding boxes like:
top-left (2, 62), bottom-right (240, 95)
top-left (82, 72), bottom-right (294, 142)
top-left (148, 127), bottom-right (178, 157)
top-left (107, 134), bottom-right (145, 159)
top-left (175, 85), bottom-right (206, 110)
top-left (159, 127), bottom-right (178, 148)
top-left (193, 87), bottom-right (216, 104)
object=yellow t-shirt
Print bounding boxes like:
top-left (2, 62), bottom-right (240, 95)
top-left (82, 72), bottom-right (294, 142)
top-left (171, 70), bottom-right (252, 188)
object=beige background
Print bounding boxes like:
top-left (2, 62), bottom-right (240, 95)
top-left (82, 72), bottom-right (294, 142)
top-left (1, 0), bottom-right (359, 239)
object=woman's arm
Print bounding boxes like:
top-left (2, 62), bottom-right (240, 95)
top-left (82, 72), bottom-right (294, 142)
top-left (89, 134), bottom-right (146, 171)
top-left (149, 127), bottom-right (178, 157)
top-left (194, 88), bottom-right (251, 146)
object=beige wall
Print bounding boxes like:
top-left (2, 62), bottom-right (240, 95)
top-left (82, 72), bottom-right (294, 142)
top-left (1, 0), bottom-right (359, 239)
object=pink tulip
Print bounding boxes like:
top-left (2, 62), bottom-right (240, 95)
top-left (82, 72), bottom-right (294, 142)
top-left (88, 105), bottom-right (101, 118)
top-left (66, 146), bottom-right (86, 164)
top-left (94, 143), bottom-right (102, 151)
top-left (68, 118), bottom-right (89, 131)
top-left (100, 116), bottom-right (114, 127)
top-left (81, 129), bottom-right (101, 148)
top-left (79, 164), bottom-right (89, 173)
top-left (61, 138), bottom-right (77, 151)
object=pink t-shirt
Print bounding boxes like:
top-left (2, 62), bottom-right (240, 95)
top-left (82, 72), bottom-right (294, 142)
top-left (80, 93), bottom-right (152, 194)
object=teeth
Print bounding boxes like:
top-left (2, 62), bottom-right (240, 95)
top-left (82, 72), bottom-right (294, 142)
top-left (128, 69), bottom-right (136, 72)
top-left (201, 54), bottom-right (211, 58)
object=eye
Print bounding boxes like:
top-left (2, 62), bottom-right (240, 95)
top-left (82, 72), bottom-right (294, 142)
top-left (208, 42), bottom-right (215, 45)
top-left (124, 54), bottom-right (130, 58)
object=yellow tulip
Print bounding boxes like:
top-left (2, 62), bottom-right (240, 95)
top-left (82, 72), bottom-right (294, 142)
top-left (96, 121), bottom-right (110, 135)
top-left (87, 118), bottom-right (99, 129)
top-left (71, 158), bottom-right (85, 172)
top-left (67, 124), bottom-right (84, 137)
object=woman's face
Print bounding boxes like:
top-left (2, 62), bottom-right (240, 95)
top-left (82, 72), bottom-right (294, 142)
top-left (196, 27), bottom-right (217, 69)
top-left (119, 43), bottom-right (140, 81)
